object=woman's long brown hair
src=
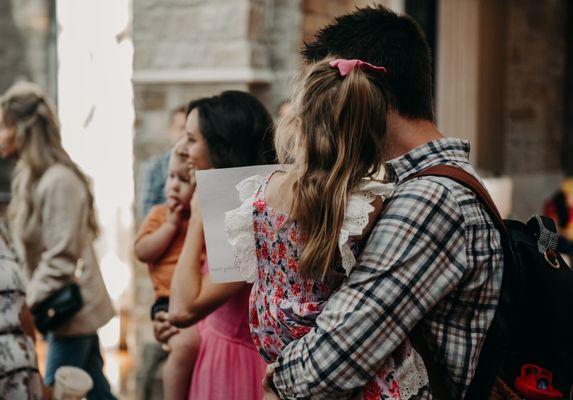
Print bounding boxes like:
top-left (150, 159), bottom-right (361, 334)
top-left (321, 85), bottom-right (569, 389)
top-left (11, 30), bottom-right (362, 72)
top-left (276, 58), bottom-right (389, 280)
top-left (2, 82), bottom-right (99, 240)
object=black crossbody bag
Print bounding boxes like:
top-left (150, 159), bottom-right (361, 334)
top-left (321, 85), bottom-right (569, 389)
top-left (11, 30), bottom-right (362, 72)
top-left (31, 260), bottom-right (84, 335)
top-left (32, 283), bottom-right (83, 334)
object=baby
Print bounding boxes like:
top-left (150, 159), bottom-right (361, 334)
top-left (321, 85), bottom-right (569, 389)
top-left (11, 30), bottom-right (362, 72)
top-left (135, 143), bottom-right (199, 400)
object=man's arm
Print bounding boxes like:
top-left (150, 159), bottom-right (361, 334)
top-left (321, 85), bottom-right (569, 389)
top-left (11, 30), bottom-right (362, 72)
top-left (273, 179), bottom-right (468, 399)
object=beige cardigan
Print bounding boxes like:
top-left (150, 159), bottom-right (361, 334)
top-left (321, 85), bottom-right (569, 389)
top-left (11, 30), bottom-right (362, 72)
top-left (21, 164), bottom-right (114, 336)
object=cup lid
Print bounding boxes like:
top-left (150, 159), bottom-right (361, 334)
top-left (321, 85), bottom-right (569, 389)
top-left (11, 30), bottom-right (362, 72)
top-left (55, 366), bottom-right (94, 392)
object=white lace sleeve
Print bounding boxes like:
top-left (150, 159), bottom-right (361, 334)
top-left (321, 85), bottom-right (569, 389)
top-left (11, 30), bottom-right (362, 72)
top-left (395, 349), bottom-right (429, 399)
top-left (224, 175), bottom-right (265, 283)
top-left (339, 180), bottom-right (394, 275)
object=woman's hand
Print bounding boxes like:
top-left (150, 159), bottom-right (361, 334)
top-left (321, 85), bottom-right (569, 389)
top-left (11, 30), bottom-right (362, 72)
top-left (152, 311), bottom-right (179, 346)
top-left (262, 364), bottom-right (280, 400)
top-left (41, 383), bottom-right (53, 400)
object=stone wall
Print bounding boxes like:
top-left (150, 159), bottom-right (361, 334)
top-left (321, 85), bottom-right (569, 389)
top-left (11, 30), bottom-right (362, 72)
top-left (0, 0), bottom-right (55, 94)
top-left (436, 0), bottom-right (568, 219)
top-left (301, 0), bottom-right (389, 45)
top-left (0, 2), bottom-right (29, 93)
top-left (0, 0), bottom-right (55, 205)
top-left (250, 0), bottom-right (302, 115)
top-left (504, 0), bottom-right (566, 175)
top-left (503, 0), bottom-right (567, 218)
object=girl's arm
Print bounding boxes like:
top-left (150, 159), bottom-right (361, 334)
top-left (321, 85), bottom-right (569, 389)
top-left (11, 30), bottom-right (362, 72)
top-left (169, 196), bottom-right (248, 328)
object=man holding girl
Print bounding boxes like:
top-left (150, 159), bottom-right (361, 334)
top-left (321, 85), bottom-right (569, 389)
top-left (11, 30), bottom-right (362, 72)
top-left (261, 5), bottom-right (504, 400)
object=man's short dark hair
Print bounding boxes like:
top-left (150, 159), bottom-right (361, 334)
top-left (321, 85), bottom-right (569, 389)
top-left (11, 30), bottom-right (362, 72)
top-left (302, 6), bottom-right (434, 121)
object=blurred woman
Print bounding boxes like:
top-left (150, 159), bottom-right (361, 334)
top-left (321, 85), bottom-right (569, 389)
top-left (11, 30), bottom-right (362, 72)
top-left (168, 91), bottom-right (274, 400)
top-left (0, 82), bottom-right (116, 400)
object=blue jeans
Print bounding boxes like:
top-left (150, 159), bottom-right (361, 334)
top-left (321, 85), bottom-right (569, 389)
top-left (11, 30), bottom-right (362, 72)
top-left (45, 334), bottom-right (117, 400)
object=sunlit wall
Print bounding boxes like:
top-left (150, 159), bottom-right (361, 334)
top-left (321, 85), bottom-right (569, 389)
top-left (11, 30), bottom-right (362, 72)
top-left (56, 0), bottom-right (134, 350)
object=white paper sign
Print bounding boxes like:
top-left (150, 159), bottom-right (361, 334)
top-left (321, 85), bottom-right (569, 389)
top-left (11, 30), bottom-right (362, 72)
top-left (195, 165), bottom-right (282, 283)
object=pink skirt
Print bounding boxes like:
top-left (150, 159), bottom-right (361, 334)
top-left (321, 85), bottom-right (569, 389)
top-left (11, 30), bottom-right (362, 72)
top-left (188, 320), bottom-right (266, 400)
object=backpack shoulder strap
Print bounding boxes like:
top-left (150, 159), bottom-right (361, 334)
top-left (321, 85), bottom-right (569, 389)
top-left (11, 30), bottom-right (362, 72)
top-left (407, 165), bottom-right (507, 235)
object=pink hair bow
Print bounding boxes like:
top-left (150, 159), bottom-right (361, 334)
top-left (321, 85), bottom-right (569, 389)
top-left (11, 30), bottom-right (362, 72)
top-left (329, 59), bottom-right (387, 76)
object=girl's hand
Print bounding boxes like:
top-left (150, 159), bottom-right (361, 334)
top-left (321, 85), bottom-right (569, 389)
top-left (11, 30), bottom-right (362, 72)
top-left (262, 364), bottom-right (280, 400)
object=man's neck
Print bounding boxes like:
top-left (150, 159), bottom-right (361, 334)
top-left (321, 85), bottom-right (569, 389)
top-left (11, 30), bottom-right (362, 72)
top-left (384, 111), bottom-right (445, 161)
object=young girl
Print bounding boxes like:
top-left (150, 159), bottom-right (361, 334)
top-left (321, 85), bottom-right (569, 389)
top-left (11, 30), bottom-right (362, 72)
top-left (226, 58), bottom-right (428, 399)
top-left (135, 143), bottom-right (200, 400)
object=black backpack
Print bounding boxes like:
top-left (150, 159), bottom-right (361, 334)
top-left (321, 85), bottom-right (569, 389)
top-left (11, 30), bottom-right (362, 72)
top-left (409, 165), bottom-right (573, 399)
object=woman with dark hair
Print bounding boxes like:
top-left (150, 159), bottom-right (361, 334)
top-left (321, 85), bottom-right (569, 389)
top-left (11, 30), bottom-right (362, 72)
top-left (167, 91), bottom-right (274, 400)
top-left (183, 90), bottom-right (275, 169)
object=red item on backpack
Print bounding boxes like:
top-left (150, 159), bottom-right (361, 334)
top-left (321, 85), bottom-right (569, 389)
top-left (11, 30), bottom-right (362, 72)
top-left (514, 364), bottom-right (563, 400)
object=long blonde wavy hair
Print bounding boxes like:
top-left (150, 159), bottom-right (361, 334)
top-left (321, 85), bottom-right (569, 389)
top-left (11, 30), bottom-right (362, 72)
top-left (2, 82), bottom-right (99, 240)
top-left (276, 58), bottom-right (389, 280)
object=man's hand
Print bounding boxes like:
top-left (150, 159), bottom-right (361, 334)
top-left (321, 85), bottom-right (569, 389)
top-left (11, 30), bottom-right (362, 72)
top-left (152, 311), bottom-right (179, 348)
top-left (263, 364), bottom-right (280, 400)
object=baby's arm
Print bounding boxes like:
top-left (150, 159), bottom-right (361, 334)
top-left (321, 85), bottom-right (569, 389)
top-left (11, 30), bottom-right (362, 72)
top-left (135, 211), bottom-right (181, 263)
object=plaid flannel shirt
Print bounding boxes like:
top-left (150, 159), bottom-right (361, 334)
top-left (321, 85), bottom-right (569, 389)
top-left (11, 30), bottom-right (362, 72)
top-left (273, 138), bottom-right (504, 399)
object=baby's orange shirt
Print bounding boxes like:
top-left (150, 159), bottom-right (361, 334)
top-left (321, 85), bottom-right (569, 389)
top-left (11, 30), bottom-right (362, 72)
top-left (136, 204), bottom-right (188, 298)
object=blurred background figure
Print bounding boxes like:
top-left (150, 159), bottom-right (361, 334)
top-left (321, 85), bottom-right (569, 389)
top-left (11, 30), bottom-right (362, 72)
top-left (137, 106), bottom-right (188, 220)
top-left (0, 81), bottom-right (116, 400)
top-left (544, 178), bottom-right (573, 263)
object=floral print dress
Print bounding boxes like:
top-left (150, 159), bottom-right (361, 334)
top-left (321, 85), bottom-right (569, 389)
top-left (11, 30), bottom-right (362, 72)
top-left (0, 221), bottom-right (42, 400)
top-left (225, 173), bottom-right (428, 400)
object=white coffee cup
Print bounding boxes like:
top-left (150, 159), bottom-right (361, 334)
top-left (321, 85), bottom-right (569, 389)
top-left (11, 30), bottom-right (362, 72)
top-left (53, 366), bottom-right (93, 400)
